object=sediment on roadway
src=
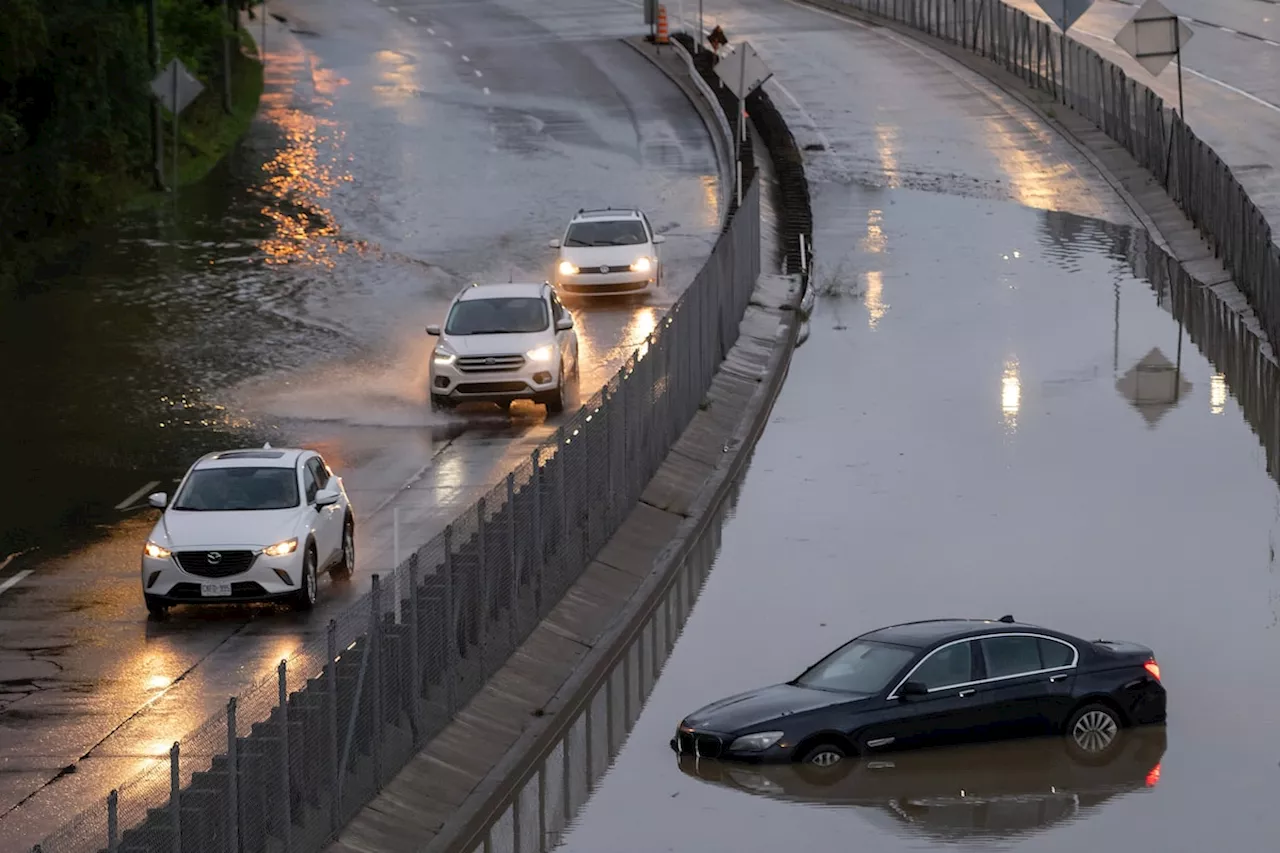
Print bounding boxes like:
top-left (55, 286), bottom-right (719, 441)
top-left (791, 0), bottom-right (1280, 348)
top-left (323, 68), bottom-right (811, 853)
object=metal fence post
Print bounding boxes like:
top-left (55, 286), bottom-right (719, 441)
top-left (443, 525), bottom-right (459, 714)
top-left (530, 451), bottom-right (543, 612)
top-left (408, 552), bottom-right (423, 745)
top-left (277, 660), bottom-right (292, 852)
top-left (226, 697), bottom-right (239, 853)
top-left (169, 742), bottom-right (180, 853)
top-left (507, 472), bottom-right (518, 649)
top-left (602, 386), bottom-right (613, 530)
top-left (370, 574), bottom-right (385, 784)
top-left (476, 499), bottom-right (490, 663)
top-left (107, 788), bottom-right (119, 852)
top-left (326, 619), bottom-right (340, 830)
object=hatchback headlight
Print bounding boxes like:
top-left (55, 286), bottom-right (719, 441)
top-left (262, 538), bottom-right (299, 558)
top-left (433, 345), bottom-right (456, 366)
top-left (630, 256), bottom-right (652, 273)
top-left (143, 541), bottom-right (172, 560)
top-left (558, 260), bottom-right (579, 276)
top-left (729, 731), bottom-right (784, 752)
top-left (526, 345), bottom-right (554, 363)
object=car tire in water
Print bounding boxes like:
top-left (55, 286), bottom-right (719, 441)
top-left (331, 515), bottom-right (355, 581)
top-left (145, 596), bottom-right (169, 619)
top-left (292, 544), bottom-right (319, 611)
top-left (430, 395), bottom-right (454, 414)
top-left (798, 741), bottom-right (848, 769)
top-left (1064, 702), bottom-right (1123, 759)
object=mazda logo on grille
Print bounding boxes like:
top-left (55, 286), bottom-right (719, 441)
top-left (485, 357), bottom-right (496, 364)
top-left (207, 552), bottom-right (223, 564)
top-left (599, 265), bottom-right (610, 274)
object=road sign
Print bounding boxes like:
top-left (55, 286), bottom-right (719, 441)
top-left (1035, 0), bottom-right (1095, 33)
top-left (714, 41), bottom-right (772, 100)
top-left (1113, 0), bottom-right (1194, 77)
top-left (150, 58), bottom-right (204, 115)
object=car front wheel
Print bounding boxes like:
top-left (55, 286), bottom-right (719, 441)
top-left (145, 596), bottom-right (169, 619)
top-left (292, 545), bottom-right (318, 611)
top-left (799, 742), bottom-right (847, 768)
top-left (331, 515), bottom-right (355, 581)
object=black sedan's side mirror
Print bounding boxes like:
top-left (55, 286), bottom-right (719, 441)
top-left (898, 681), bottom-right (928, 700)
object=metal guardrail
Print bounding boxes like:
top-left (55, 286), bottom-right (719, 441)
top-left (803, 0), bottom-right (1280, 347)
top-left (32, 180), bottom-right (762, 853)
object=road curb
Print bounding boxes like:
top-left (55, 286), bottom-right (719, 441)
top-left (622, 35), bottom-right (735, 223)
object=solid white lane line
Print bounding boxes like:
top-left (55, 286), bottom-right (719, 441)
top-left (116, 481), bottom-right (161, 510)
top-left (0, 570), bottom-right (33, 598)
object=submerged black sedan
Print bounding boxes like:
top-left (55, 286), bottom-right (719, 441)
top-left (671, 616), bottom-right (1166, 767)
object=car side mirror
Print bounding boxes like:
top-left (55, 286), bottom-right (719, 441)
top-left (148, 492), bottom-right (168, 509)
top-left (898, 681), bottom-right (928, 700)
top-left (315, 487), bottom-right (340, 508)
top-left (548, 239), bottom-right (561, 249)
top-left (652, 235), bottom-right (666, 244)
top-left (425, 324), bottom-right (441, 336)
top-left (555, 317), bottom-right (574, 331)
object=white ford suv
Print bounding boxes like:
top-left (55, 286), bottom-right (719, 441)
top-left (427, 281), bottom-right (580, 414)
top-left (140, 446), bottom-right (355, 617)
top-left (550, 208), bottom-right (666, 298)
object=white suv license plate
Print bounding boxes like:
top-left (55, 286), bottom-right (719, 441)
top-left (201, 582), bottom-right (233, 597)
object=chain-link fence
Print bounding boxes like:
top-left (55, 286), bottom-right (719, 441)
top-left (800, 0), bottom-right (1280, 347)
top-left (32, 178), bottom-right (761, 853)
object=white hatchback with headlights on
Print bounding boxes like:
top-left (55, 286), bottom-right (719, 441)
top-left (427, 281), bottom-right (580, 414)
top-left (550, 208), bottom-right (666, 299)
top-left (140, 446), bottom-right (355, 617)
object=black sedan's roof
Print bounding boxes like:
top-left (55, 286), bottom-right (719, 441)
top-left (863, 619), bottom-right (1055, 648)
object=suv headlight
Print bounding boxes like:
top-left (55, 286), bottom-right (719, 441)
top-left (526, 345), bottom-right (554, 362)
top-left (433, 344), bottom-right (456, 366)
top-left (262, 538), bottom-right (299, 558)
top-left (729, 731), bottom-right (784, 752)
top-left (558, 261), bottom-right (579, 276)
top-left (630, 256), bottom-right (651, 273)
top-left (143, 541), bottom-right (172, 560)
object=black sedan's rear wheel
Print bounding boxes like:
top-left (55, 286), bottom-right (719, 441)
top-left (1066, 702), bottom-right (1123, 756)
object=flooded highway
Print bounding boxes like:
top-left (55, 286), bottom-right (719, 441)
top-left (0, 0), bottom-right (720, 847)
top-left (544, 1), bottom-right (1280, 851)
top-left (554, 199), bottom-right (1280, 852)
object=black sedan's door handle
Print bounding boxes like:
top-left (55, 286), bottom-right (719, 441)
top-left (958, 688), bottom-right (975, 697)
top-left (1048, 674), bottom-right (1069, 683)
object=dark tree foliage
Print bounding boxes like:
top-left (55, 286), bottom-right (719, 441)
top-left (0, 0), bottom-right (251, 286)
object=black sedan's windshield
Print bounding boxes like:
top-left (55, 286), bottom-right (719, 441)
top-left (793, 640), bottom-right (917, 694)
top-left (173, 467), bottom-right (300, 511)
top-left (445, 297), bottom-right (549, 335)
top-left (564, 220), bottom-right (648, 247)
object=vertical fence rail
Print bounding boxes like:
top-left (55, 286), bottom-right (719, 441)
top-left (32, 174), bottom-right (761, 853)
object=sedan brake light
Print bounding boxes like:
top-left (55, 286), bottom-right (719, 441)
top-left (1143, 659), bottom-right (1161, 681)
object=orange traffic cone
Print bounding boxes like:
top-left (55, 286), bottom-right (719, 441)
top-left (656, 5), bottom-right (669, 44)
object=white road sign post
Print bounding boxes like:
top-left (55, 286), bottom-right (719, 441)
top-left (150, 58), bottom-right (205, 196)
top-left (714, 41), bottom-right (773, 206)
top-left (1113, 0), bottom-right (1193, 179)
top-left (1114, 0), bottom-right (1192, 117)
top-left (1034, 0), bottom-right (1095, 102)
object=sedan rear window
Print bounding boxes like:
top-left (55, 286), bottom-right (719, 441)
top-left (564, 220), bottom-right (648, 247)
top-left (793, 640), bottom-right (917, 695)
top-left (173, 467), bottom-right (300, 511)
top-left (445, 297), bottom-right (549, 335)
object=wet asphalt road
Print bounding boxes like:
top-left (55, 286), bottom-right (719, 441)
top-left (554, 1), bottom-right (1280, 851)
top-left (0, 0), bottom-right (719, 846)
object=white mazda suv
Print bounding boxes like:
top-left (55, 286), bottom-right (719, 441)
top-left (550, 208), bottom-right (666, 299)
top-left (427, 281), bottom-right (580, 414)
top-left (140, 446), bottom-right (355, 617)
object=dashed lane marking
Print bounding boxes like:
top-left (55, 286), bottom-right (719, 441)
top-left (0, 570), bottom-right (33, 598)
top-left (116, 480), bottom-right (161, 511)
top-left (409, 15), bottom-right (417, 22)
top-left (475, 69), bottom-right (483, 77)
